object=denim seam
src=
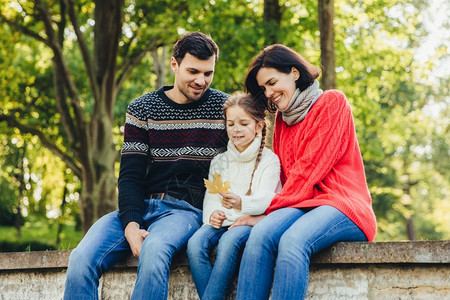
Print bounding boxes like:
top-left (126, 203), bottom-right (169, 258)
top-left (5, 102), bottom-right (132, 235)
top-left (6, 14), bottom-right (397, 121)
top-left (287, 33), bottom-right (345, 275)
top-left (94, 233), bottom-right (128, 275)
top-left (307, 217), bottom-right (349, 252)
top-left (297, 217), bottom-right (350, 298)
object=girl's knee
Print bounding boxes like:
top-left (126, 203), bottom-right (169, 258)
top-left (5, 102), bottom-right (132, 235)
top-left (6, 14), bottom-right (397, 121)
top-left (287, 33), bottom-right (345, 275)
top-left (187, 237), bottom-right (208, 262)
top-left (216, 237), bottom-right (241, 256)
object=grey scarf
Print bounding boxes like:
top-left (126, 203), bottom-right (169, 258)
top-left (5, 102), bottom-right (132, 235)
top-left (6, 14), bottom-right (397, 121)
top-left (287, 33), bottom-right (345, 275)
top-left (279, 80), bottom-right (323, 126)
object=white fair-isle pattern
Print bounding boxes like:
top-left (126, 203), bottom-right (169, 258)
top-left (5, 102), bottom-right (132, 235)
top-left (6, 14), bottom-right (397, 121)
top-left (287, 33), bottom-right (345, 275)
top-left (147, 121), bottom-right (224, 131)
top-left (122, 142), bottom-right (149, 153)
top-left (125, 115), bottom-right (148, 130)
top-left (151, 146), bottom-right (223, 158)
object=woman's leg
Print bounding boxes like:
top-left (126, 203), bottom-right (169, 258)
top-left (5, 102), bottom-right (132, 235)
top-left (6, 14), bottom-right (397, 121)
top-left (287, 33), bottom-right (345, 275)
top-left (187, 225), bottom-right (227, 298)
top-left (202, 225), bottom-right (252, 300)
top-left (271, 205), bottom-right (367, 300)
top-left (236, 208), bottom-right (305, 300)
top-left (64, 211), bottom-right (131, 300)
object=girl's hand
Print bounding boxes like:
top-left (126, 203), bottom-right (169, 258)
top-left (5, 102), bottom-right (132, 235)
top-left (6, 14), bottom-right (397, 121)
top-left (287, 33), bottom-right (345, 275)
top-left (210, 210), bottom-right (227, 229)
top-left (228, 214), bottom-right (265, 229)
top-left (219, 191), bottom-right (242, 210)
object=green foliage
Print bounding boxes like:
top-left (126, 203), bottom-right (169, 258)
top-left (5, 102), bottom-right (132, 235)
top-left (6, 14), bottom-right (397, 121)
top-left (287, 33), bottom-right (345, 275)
top-left (0, 215), bottom-right (83, 252)
top-left (332, 0), bottom-right (449, 240)
top-left (0, 0), bottom-right (448, 248)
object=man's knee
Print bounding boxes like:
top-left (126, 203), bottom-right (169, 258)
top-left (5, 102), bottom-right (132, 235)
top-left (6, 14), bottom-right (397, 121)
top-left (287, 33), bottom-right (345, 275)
top-left (66, 247), bottom-right (96, 284)
top-left (140, 238), bottom-right (176, 264)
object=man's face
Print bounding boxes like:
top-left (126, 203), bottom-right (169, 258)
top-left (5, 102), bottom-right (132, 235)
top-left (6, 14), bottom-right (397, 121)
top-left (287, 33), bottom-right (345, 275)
top-left (170, 53), bottom-right (216, 103)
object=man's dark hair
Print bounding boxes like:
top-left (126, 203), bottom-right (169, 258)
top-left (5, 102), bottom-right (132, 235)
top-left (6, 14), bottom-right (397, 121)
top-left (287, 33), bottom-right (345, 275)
top-left (173, 32), bottom-right (219, 64)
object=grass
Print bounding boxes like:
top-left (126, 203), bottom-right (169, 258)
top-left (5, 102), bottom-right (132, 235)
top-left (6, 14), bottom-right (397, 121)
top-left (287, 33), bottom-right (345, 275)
top-left (0, 217), bottom-right (83, 252)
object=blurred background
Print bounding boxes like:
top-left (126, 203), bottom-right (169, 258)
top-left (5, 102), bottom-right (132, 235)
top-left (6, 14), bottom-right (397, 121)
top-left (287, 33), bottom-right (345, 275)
top-left (0, 0), bottom-right (448, 252)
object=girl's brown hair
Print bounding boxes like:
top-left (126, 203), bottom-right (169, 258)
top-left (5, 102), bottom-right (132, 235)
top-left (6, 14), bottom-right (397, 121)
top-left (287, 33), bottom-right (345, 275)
top-left (223, 92), bottom-right (267, 195)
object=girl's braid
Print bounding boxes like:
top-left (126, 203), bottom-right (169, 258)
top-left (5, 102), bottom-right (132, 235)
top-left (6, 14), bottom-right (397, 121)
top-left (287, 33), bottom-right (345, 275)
top-left (245, 123), bottom-right (267, 195)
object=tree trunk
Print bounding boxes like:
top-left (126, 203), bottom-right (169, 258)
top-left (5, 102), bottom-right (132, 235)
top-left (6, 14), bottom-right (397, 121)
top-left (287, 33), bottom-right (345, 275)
top-left (263, 0), bottom-right (282, 148)
top-left (318, 0), bottom-right (336, 90)
top-left (153, 46), bottom-right (167, 88)
top-left (53, 0), bottom-right (120, 232)
top-left (264, 0), bottom-right (282, 45)
top-left (56, 179), bottom-right (68, 245)
top-left (406, 216), bottom-right (416, 240)
top-left (80, 162), bottom-right (117, 233)
top-left (74, 0), bottom-right (123, 232)
top-left (14, 144), bottom-right (27, 238)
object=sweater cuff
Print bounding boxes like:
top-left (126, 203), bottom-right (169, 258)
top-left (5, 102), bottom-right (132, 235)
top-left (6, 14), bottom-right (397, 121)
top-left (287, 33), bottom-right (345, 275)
top-left (119, 210), bottom-right (144, 229)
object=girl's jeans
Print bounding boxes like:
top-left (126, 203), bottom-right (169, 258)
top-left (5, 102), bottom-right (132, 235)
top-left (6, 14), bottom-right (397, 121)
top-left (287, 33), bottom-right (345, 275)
top-left (64, 198), bottom-right (202, 300)
top-left (236, 205), bottom-right (367, 300)
top-left (187, 224), bottom-right (251, 300)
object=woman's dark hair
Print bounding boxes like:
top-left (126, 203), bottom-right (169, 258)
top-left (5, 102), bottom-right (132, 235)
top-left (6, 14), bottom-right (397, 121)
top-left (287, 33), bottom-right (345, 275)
top-left (244, 44), bottom-right (321, 112)
top-left (173, 32), bottom-right (219, 64)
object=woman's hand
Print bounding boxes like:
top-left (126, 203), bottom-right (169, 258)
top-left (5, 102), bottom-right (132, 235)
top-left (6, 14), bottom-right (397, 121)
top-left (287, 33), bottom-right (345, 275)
top-left (228, 214), bottom-right (265, 229)
top-left (210, 210), bottom-right (227, 229)
top-left (219, 191), bottom-right (242, 210)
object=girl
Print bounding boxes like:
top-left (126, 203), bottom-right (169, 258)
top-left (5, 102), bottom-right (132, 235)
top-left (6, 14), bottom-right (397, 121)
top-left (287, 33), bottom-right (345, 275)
top-left (234, 44), bottom-right (377, 299)
top-left (187, 92), bottom-right (281, 300)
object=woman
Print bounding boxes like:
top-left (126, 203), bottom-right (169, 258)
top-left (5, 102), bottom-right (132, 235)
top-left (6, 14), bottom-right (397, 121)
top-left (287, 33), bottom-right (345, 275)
top-left (232, 44), bottom-right (377, 299)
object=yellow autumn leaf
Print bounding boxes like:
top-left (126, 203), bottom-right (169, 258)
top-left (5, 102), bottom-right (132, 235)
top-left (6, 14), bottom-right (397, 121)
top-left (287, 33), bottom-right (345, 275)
top-left (204, 172), bottom-right (230, 194)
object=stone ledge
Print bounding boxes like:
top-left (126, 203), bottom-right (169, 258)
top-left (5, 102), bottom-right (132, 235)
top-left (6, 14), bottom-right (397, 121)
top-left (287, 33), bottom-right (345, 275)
top-left (0, 241), bottom-right (448, 271)
top-left (1, 241), bottom-right (449, 299)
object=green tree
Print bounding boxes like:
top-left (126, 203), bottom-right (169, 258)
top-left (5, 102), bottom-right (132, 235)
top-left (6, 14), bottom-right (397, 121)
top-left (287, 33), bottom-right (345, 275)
top-left (0, 0), bottom-right (193, 232)
top-left (333, 0), bottom-right (449, 240)
top-left (318, 0), bottom-right (336, 89)
top-left (0, 0), bottom-right (447, 243)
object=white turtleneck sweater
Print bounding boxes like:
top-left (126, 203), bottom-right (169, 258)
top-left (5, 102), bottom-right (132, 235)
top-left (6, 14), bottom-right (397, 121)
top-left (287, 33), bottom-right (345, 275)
top-left (202, 137), bottom-right (282, 227)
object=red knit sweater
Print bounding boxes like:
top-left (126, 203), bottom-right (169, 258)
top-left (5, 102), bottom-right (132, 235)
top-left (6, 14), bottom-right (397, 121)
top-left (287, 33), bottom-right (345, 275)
top-left (267, 90), bottom-right (377, 241)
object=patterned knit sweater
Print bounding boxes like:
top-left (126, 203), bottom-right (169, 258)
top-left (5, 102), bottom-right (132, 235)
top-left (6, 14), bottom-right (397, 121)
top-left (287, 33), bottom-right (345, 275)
top-left (118, 86), bottom-right (229, 228)
top-left (268, 90), bottom-right (377, 241)
top-left (203, 137), bottom-right (282, 227)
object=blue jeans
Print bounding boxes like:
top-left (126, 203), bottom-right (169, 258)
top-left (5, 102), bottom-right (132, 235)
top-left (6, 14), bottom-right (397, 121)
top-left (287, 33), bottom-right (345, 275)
top-left (187, 224), bottom-right (252, 300)
top-left (236, 206), bottom-right (367, 300)
top-left (64, 198), bottom-right (202, 300)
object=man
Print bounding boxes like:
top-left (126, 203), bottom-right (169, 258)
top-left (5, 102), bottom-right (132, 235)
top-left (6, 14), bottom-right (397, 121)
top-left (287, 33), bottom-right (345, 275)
top-left (64, 32), bottom-right (228, 299)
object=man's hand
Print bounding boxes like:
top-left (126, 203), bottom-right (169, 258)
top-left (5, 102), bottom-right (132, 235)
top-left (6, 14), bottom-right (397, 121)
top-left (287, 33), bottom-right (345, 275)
top-left (219, 191), bottom-right (242, 210)
top-left (210, 210), bottom-right (227, 229)
top-left (124, 221), bottom-right (149, 258)
top-left (228, 214), bottom-right (265, 229)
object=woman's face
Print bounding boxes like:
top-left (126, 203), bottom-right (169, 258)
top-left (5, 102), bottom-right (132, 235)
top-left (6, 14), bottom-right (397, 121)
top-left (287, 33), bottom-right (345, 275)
top-left (256, 67), bottom-right (299, 111)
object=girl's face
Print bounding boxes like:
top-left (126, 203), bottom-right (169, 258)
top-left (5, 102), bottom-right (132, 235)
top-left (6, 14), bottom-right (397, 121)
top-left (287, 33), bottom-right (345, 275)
top-left (255, 67), bottom-right (299, 111)
top-left (226, 105), bottom-right (264, 153)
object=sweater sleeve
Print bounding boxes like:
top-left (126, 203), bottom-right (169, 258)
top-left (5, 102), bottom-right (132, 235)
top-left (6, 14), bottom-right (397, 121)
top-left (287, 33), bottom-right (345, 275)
top-left (240, 151), bottom-right (282, 215)
top-left (118, 103), bottom-right (150, 228)
top-left (267, 91), bottom-right (352, 213)
top-left (202, 156), bottom-right (225, 225)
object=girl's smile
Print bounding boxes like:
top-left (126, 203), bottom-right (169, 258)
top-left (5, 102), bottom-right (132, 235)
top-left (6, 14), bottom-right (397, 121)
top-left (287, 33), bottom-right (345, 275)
top-left (226, 105), bottom-right (263, 153)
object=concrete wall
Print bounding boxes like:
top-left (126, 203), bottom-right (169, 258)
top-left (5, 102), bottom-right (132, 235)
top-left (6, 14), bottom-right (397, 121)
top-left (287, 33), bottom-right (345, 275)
top-left (0, 241), bottom-right (449, 299)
